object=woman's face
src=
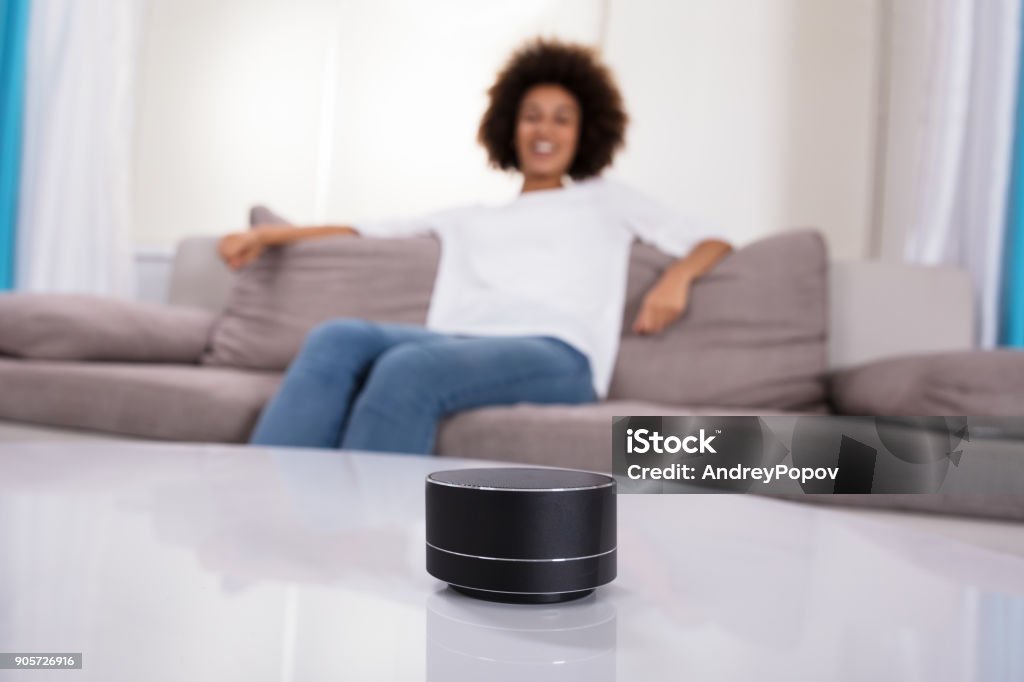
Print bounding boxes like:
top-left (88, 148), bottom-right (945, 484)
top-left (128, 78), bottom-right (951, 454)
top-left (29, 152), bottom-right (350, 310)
top-left (515, 84), bottom-right (581, 182)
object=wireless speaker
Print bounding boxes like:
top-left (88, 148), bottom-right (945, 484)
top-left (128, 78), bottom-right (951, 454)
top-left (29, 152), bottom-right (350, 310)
top-left (425, 467), bottom-right (617, 603)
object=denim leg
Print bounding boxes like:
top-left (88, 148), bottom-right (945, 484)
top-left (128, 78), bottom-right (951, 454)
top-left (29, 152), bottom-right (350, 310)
top-left (250, 319), bottom-right (438, 447)
top-left (340, 336), bottom-right (597, 455)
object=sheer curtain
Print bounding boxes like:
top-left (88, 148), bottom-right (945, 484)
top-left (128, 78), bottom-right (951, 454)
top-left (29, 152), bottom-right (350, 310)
top-left (16, 0), bottom-right (147, 296)
top-left (894, 0), bottom-right (1022, 347)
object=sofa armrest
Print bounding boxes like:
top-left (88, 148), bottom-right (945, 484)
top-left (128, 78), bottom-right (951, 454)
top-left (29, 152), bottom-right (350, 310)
top-left (168, 237), bottom-right (235, 313)
top-left (828, 261), bottom-right (973, 371)
top-left (0, 294), bottom-right (215, 363)
top-left (830, 350), bottom-right (1024, 417)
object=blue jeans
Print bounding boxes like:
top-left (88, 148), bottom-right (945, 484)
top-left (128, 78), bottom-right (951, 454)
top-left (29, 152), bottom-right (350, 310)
top-left (250, 319), bottom-right (597, 453)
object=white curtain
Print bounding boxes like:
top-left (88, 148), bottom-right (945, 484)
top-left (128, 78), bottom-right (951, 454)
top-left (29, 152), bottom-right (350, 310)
top-left (900, 0), bottom-right (1022, 347)
top-left (16, 0), bottom-right (147, 297)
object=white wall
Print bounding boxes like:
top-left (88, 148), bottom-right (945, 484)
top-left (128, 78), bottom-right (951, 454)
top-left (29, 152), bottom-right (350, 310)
top-left (134, 249), bottom-right (173, 304)
top-left (133, 0), bottom-right (343, 247)
top-left (324, 0), bottom-right (603, 226)
top-left (875, 0), bottom-right (935, 262)
top-left (133, 0), bottom-right (603, 248)
top-left (133, 0), bottom-right (882, 260)
top-left (604, 0), bottom-right (882, 258)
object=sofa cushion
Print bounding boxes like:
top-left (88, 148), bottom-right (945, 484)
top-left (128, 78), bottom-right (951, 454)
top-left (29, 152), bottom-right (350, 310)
top-left (203, 233), bottom-right (439, 369)
top-left (436, 400), bottom-right (800, 472)
top-left (610, 230), bottom-right (828, 410)
top-left (208, 204), bottom-right (827, 410)
top-left (830, 350), bottom-right (1024, 416)
top-left (204, 204), bottom-right (438, 368)
top-left (249, 205), bottom-right (289, 226)
top-left (0, 358), bottom-right (281, 442)
top-left (0, 293), bottom-right (215, 362)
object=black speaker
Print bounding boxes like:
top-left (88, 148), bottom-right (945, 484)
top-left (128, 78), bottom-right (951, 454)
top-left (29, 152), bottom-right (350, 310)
top-left (425, 467), bottom-right (617, 603)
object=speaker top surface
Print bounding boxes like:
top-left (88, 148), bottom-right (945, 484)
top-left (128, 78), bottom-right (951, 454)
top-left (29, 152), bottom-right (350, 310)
top-left (428, 467), bottom-right (613, 491)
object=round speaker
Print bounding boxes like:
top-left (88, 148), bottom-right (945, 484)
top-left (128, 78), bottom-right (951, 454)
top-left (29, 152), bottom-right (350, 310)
top-left (425, 467), bottom-right (617, 603)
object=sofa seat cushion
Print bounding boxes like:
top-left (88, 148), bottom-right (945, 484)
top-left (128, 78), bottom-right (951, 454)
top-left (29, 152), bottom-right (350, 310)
top-left (0, 359), bottom-right (281, 442)
top-left (436, 400), bottom-right (802, 472)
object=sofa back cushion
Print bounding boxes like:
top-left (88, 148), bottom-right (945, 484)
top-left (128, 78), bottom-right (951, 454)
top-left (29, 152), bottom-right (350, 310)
top-left (205, 211), bottom-right (828, 410)
top-left (611, 230), bottom-right (827, 410)
top-left (203, 235), bottom-right (439, 368)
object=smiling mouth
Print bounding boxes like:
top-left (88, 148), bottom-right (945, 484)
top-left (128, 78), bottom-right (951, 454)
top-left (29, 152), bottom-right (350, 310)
top-left (531, 141), bottom-right (555, 155)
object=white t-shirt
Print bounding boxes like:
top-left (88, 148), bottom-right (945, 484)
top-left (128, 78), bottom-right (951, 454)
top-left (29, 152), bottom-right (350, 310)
top-left (354, 177), bottom-right (717, 397)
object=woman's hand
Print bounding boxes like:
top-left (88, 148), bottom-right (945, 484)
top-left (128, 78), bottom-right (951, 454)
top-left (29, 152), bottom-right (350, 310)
top-left (632, 239), bottom-right (732, 335)
top-left (218, 224), bottom-right (359, 270)
top-left (218, 231), bottom-right (265, 270)
top-left (632, 276), bottom-right (691, 335)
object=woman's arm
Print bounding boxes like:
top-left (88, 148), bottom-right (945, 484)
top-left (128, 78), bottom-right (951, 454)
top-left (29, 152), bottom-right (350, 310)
top-left (218, 224), bottom-right (359, 270)
top-left (632, 238), bottom-right (732, 335)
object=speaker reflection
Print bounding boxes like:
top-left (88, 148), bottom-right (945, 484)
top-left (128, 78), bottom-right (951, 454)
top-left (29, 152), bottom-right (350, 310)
top-left (426, 587), bottom-right (617, 681)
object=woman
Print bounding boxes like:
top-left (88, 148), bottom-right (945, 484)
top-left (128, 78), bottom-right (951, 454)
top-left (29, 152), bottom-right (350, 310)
top-left (219, 39), bottom-right (731, 454)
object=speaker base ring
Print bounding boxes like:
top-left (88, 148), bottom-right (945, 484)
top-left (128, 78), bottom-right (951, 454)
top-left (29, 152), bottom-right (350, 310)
top-left (449, 585), bottom-right (594, 604)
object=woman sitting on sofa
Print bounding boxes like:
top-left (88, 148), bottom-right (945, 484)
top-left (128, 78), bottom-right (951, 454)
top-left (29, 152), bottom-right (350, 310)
top-left (218, 39), bottom-right (732, 454)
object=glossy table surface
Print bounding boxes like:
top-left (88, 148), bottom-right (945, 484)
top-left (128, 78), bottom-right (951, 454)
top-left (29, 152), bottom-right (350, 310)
top-left (1, 442), bottom-right (1023, 681)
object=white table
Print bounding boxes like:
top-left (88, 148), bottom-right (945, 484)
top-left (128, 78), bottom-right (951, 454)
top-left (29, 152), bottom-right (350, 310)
top-left (1, 442), bottom-right (1022, 681)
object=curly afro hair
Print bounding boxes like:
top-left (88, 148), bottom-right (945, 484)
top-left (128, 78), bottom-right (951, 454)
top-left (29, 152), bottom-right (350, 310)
top-left (478, 39), bottom-right (628, 180)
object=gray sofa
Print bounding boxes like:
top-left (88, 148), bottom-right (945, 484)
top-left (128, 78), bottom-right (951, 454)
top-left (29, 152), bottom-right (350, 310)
top-left (8, 223), bottom-right (1024, 521)
top-left (0, 225), bottom-right (978, 469)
